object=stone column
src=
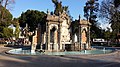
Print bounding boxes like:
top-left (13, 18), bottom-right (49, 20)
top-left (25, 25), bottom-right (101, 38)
top-left (54, 30), bottom-right (58, 51)
top-left (46, 23), bottom-right (48, 50)
top-left (58, 22), bottom-right (62, 50)
top-left (46, 22), bottom-right (50, 50)
top-left (79, 25), bottom-right (82, 50)
top-left (39, 24), bottom-right (42, 49)
top-left (88, 26), bottom-right (91, 49)
top-left (31, 38), bottom-right (36, 53)
top-left (72, 34), bottom-right (75, 51)
top-left (81, 27), bottom-right (84, 50)
top-left (60, 24), bottom-right (63, 50)
top-left (78, 25), bottom-right (80, 50)
top-left (48, 25), bottom-right (51, 50)
top-left (31, 31), bottom-right (37, 53)
top-left (78, 24), bottom-right (82, 50)
top-left (41, 34), bottom-right (44, 50)
top-left (86, 26), bottom-right (89, 49)
top-left (78, 25), bottom-right (79, 48)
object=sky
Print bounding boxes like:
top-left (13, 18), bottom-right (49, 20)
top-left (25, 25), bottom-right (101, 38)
top-left (10, 0), bottom-right (88, 20)
top-left (9, 0), bottom-right (109, 29)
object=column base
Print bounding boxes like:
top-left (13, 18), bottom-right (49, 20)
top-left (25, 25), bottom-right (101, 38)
top-left (31, 50), bottom-right (35, 54)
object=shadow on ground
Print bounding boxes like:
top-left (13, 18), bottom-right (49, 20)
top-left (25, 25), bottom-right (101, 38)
top-left (0, 54), bottom-right (120, 67)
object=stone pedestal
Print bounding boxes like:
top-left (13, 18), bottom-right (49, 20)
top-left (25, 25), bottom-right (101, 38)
top-left (31, 49), bottom-right (35, 54)
top-left (31, 43), bottom-right (36, 54)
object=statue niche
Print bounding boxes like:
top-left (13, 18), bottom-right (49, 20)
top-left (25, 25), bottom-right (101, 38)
top-left (81, 29), bottom-right (87, 43)
top-left (81, 28), bottom-right (87, 50)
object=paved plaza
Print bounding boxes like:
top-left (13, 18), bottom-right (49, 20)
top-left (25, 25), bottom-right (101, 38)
top-left (0, 46), bottom-right (120, 67)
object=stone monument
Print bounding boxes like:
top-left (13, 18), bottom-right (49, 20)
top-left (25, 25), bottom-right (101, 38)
top-left (31, 11), bottom-right (91, 51)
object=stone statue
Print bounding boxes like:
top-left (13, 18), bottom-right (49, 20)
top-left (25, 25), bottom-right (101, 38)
top-left (47, 9), bottom-right (50, 15)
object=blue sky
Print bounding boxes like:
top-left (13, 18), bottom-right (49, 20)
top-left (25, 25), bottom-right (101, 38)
top-left (10, 0), bottom-right (109, 29)
top-left (10, 0), bottom-right (88, 20)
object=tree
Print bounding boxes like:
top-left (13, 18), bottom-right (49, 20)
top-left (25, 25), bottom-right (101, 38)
top-left (99, 0), bottom-right (115, 21)
top-left (0, 0), bottom-right (15, 8)
top-left (0, 6), bottom-right (13, 38)
top-left (0, 6), bottom-right (12, 24)
top-left (2, 27), bottom-right (13, 38)
top-left (0, 0), bottom-right (3, 13)
top-left (0, 0), bottom-right (15, 38)
top-left (100, 0), bottom-right (120, 42)
top-left (19, 10), bottom-right (46, 32)
top-left (13, 18), bottom-right (20, 39)
top-left (19, 10), bottom-right (46, 43)
top-left (0, 0), bottom-right (15, 22)
top-left (52, 0), bottom-right (69, 16)
top-left (71, 20), bottom-right (79, 35)
top-left (84, 0), bottom-right (100, 39)
top-left (103, 27), bottom-right (112, 46)
top-left (114, 0), bottom-right (120, 8)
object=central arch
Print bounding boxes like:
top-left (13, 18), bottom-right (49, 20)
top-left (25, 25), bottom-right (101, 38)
top-left (50, 26), bottom-right (57, 50)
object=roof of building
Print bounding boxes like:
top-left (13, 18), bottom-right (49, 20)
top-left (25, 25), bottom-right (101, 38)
top-left (80, 20), bottom-right (91, 25)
